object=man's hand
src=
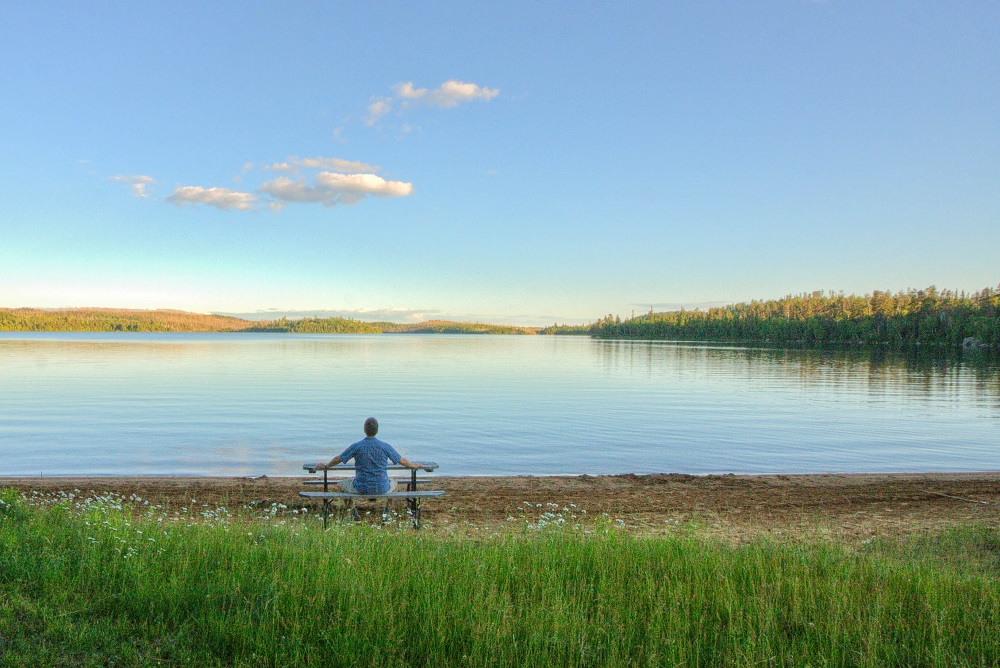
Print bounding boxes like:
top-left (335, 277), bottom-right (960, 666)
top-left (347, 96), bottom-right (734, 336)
top-left (316, 455), bottom-right (342, 470)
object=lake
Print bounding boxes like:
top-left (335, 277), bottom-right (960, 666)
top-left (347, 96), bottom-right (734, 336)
top-left (0, 332), bottom-right (997, 477)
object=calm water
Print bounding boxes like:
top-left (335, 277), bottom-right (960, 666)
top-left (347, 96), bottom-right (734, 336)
top-left (0, 333), bottom-right (997, 477)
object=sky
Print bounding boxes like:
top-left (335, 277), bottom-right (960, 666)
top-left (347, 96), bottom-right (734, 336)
top-left (1, 2), bottom-right (998, 325)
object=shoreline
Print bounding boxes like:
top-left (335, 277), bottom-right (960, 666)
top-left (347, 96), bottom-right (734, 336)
top-left (8, 468), bottom-right (1000, 475)
top-left (4, 471), bottom-right (998, 541)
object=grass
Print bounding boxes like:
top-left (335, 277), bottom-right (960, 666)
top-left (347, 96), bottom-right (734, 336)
top-left (1, 488), bottom-right (998, 667)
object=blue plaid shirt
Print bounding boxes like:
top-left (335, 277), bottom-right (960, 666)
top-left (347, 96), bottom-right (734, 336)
top-left (339, 437), bottom-right (402, 495)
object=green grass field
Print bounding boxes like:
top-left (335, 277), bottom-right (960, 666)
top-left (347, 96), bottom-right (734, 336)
top-left (1, 487), bottom-right (998, 667)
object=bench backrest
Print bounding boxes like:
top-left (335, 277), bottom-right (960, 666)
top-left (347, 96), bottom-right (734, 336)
top-left (303, 462), bottom-right (438, 473)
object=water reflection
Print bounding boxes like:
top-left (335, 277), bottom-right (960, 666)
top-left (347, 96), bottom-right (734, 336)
top-left (0, 333), bottom-right (997, 476)
top-left (595, 340), bottom-right (999, 407)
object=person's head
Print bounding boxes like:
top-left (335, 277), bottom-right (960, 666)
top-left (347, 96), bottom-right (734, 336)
top-left (363, 417), bottom-right (379, 437)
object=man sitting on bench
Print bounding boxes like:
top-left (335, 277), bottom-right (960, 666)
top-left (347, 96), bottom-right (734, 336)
top-left (316, 417), bottom-right (423, 495)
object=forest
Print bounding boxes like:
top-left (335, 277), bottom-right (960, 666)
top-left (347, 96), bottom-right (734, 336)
top-left (586, 286), bottom-right (1000, 349)
top-left (0, 308), bottom-right (253, 332)
top-left (4, 285), bottom-right (999, 348)
top-left (249, 317), bottom-right (537, 335)
top-left (0, 309), bottom-right (538, 336)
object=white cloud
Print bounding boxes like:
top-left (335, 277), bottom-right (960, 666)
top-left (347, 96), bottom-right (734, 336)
top-left (259, 171), bottom-right (413, 207)
top-left (166, 186), bottom-right (257, 211)
top-left (257, 177), bottom-right (328, 204)
top-left (395, 82), bottom-right (424, 100)
top-left (125, 153), bottom-right (405, 213)
top-left (264, 156), bottom-right (380, 174)
top-left (111, 174), bottom-right (155, 198)
top-left (366, 99), bottom-right (392, 126)
top-left (297, 157), bottom-right (379, 173)
top-left (394, 80), bottom-right (499, 108)
top-left (317, 172), bottom-right (412, 197)
top-left (361, 80), bottom-right (499, 128)
top-left (233, 162), bottom-right (256, 182)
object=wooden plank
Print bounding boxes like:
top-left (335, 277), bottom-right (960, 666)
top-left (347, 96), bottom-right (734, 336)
top-left (302, 462), bottom-right (438, 473)
top-left (303, 478), bottom-right (434, 485)
top-left (299, 491), bottom-right (445, 499)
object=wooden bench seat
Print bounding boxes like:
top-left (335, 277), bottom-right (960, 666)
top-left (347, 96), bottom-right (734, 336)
top-left (301, 461), bottom-right (443, 529)
top-left (299, 491), bottom-right (445, 500)
top-left (302, 478), bottom-right (435, 486)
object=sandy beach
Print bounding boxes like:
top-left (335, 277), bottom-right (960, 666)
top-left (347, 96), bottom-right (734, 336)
top-left (3, 472), bottom-right (999, 541)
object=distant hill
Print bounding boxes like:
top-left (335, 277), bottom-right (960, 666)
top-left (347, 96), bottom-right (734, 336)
top-left (387, 320), bottom-right (538, 335)
top-left (0, 308), bottom-right (254, 332)
top-left (244, 316), bottom-right (387, 334)
top-left (247, 317), bottom-right (538, 335)
top-left (0, 308), bottom-right (539, 335)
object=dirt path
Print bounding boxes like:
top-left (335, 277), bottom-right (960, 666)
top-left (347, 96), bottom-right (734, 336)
top-left (4, 473), bottom-right (999, 542)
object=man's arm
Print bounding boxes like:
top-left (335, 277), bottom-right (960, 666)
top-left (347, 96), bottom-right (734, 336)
top-left (316, 455), bottom-right (342, 470)
top-left (398, 456), bottom-right (423, 469)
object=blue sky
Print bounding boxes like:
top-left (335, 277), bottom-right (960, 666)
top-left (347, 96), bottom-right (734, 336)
top-left (1, 2), bottom-right (997, 325)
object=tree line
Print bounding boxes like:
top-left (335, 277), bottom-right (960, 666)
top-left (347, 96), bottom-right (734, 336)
top-left (0, 308), bottom-right (253, 332)
top-left (249, 318), bottom-right (537, 335)
top-left (0, 309), bottom-right (538, 336)
top-left (585, 286), bottom-right (1000, 348)
top-left (6, 285), bottom-right (999, 348)
top-left (246, 317), bottom-right (385, 334)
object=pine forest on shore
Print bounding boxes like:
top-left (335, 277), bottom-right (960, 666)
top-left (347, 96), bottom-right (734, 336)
top-left (585, 285), bottom-right (1000, 349)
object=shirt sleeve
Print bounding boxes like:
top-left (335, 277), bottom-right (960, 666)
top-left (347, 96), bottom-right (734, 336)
top-left (384, 442), bottom-right (401, 465)
top-left (339, 442), bottom-right (358, 462)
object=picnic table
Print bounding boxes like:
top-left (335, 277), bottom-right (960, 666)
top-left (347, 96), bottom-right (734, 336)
top-left (300, 462), bottom-right (443, 529)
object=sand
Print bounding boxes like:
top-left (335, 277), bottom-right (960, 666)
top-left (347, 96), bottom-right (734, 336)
top-left (4, 472), bottom-right (999, 542)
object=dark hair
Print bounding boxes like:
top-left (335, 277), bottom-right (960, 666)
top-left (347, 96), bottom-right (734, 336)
top-left (363, 417), bottom-right (379, 437)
